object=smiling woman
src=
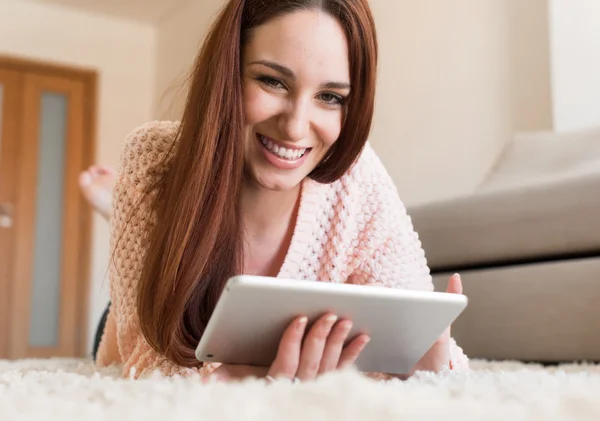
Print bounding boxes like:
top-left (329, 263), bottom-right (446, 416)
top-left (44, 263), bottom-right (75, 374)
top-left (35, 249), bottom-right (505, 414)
top-left (241, 10), bottom-right (352, 191)
top-left (95, 0), bottom-right (469, 382)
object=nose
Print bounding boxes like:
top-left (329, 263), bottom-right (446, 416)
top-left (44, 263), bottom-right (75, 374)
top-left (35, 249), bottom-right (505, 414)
top-left (278, 98), bottom-right (310, 142)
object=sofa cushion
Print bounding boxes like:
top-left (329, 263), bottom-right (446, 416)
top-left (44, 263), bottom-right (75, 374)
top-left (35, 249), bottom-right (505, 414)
top-left (478, 126), bottom-right (600, 192)
top-left (409, 172), bottom-right (600, 270)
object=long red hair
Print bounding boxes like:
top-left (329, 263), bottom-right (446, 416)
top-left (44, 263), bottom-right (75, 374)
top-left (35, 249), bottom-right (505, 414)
top-left (136, 0), bottom-right (378, 366)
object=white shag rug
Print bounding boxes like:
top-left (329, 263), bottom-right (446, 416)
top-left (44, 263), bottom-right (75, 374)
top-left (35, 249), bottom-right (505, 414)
top-left (1, 358), bottom-right (599, 421)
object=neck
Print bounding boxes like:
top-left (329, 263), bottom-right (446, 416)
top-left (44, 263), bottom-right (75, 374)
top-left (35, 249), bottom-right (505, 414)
top-left (241, 180), bottom-right (301, 238)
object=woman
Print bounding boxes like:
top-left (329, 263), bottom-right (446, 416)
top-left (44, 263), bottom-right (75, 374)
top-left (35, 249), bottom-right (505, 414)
top-left (95, 0), bottom-right (469, 382)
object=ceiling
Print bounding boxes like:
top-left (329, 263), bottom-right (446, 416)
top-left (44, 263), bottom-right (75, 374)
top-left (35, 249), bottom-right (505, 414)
top-left (26, 0), bottom-right (189, 24)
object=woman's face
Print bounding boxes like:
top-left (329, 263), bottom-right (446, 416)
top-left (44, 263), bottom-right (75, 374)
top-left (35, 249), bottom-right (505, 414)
top-left (241, 10), bottom-right (350, 192)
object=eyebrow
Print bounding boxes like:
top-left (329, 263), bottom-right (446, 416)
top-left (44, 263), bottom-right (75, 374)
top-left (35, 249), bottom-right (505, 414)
top-left (248, 60), bottom-right (351, 91)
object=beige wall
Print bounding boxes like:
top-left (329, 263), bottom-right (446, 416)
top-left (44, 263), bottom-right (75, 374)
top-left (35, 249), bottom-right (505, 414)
top-left (155, 0), bottom-right (225, 120)
top-left (549, 0), bottom-right (600, 132)
top-left (370, 0), bottom-right (552, 205)
top-left (370, 0), bottom-right (514, 205)
top-left (0, 0), bottom-right (156, 352)
top-left (507, 0), bottom-right (553, 132)
top-left (154, 1), bottom-right (552, 205)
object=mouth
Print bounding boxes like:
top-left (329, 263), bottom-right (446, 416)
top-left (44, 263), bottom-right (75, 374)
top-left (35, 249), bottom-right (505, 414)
top-left (257, 134), bottom-right (311, 161)
top-left (255, 133), bottom-right (313, 171)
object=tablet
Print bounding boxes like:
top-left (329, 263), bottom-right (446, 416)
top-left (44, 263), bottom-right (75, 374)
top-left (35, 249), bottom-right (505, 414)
top-left (195, 275), bottom-right (468, 375)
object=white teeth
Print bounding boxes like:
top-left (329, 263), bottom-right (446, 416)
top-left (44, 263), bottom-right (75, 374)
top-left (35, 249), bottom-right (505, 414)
top-left (259, 135), bottom-right (306, 161)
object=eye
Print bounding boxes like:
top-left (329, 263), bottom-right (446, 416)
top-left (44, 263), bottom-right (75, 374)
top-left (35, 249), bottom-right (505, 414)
top-left (318, 92), bottom-right (346, 106)
top-left (257, 76), bottom-right (286, 90)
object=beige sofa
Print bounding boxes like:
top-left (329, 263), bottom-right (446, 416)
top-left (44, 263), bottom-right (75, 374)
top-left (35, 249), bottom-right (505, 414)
top-left (408, 127), bottom-right (600, 363)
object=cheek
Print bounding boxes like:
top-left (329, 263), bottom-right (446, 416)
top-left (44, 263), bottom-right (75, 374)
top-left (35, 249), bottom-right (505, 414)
top-left (315, 112), bottom-right (343, 149)
top-left (243, 84), bottom-right (278, 126)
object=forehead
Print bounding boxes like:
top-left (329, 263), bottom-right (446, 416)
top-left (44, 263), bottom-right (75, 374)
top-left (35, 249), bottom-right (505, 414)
top-left (244, 10), bottom-right (350, 82)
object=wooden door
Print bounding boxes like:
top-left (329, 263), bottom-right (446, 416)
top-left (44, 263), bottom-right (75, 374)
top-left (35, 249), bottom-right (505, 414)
top-left (0, 57), bottom-right (96, 359)
top-left (0, 68), bottom-right (21, 359)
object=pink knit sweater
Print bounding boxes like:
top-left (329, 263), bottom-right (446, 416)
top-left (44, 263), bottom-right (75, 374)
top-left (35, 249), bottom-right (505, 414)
top-left (96, 121), bottom-right (469, 378)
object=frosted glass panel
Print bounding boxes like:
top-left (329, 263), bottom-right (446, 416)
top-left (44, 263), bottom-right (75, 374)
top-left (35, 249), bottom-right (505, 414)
top-left (28, 93), bottom-right (68, 347)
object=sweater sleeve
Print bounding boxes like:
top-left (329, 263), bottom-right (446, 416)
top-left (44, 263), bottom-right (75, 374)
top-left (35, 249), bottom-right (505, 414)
top-left (348, 144), bottom-right (469, 371)
top-left (97, 122), bottom-right (212, 379)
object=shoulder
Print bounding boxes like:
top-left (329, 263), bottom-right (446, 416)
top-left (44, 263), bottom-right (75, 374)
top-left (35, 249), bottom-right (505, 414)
top-left (350, 142), bottom-right (391, 178)
top-left (118, 120), bottom-right (181, 191)
top-left (338, 141), bottom-right (406, 213)
top-left (331, 142), bottom-right (420, 248)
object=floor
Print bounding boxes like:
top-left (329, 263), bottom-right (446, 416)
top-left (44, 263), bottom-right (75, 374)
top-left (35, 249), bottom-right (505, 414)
top-left (1, 358), bottom-right (599, 420)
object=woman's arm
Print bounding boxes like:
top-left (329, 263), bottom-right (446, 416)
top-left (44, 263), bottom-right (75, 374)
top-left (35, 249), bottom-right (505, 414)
top-left (347, 144), bottom-right (469, 371)
top-left (96, 122), bottom-right (213, 379)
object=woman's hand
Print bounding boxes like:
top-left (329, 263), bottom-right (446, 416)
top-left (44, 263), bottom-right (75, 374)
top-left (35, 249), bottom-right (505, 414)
top-left (208, 313), bottom-right (370, 383)
top-left (410, 273), bottom-right (463, 374)
top-left (267, 313), bottom-right (370, 381)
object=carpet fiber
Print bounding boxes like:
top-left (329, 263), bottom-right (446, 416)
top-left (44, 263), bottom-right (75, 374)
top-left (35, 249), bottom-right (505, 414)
top-left (1, 358), bottom-right (599, 420)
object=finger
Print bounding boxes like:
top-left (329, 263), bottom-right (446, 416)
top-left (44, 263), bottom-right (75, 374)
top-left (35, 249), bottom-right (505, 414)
top-left (296, 313), bottom-right (338, 380)
top-left (270, 316), bottom-right (307, 377)
top-left (318, 319), bottom-right (353, 374)
top-left (268, 316), bottom-right (307, 379)
top-left (445, 274), bottom-right (463, 338)
top-left (447, 273), bottom-right (463, 294)
top-left (207, 365), bottom-right (261, 383)
top-left (365, 282), bottom-right (385, 287)
top-left (337, 334), bottom-right (370, 370)
top-left (228, 365), bottom-right (269, 381)
top-left (206, 367), bottom-right (229, 383)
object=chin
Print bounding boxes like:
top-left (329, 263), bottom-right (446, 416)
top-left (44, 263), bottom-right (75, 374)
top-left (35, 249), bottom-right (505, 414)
top-left (250, 169), bottom-right (306, 192)
top-left (258, 176), bottom-right (303, 192)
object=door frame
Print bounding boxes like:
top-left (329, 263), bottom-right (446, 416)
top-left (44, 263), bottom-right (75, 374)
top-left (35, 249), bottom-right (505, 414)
top-left (0, 67), bottom-right (21, 359)
top-left (0, 55), bottom-right (98, 357)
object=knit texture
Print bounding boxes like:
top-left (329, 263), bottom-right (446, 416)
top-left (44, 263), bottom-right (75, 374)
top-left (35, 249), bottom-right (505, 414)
top-left (96, 121), bottom-right (469, 379)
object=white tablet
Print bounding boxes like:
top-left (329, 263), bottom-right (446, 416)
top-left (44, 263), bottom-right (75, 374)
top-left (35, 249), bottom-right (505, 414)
top-left (195, 275), bottom-right (468, 375)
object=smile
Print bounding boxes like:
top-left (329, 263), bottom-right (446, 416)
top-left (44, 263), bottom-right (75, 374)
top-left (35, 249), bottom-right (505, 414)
top-left (258, 134), bottom-right (308, 161)
top-left (256, 134), bottom-right (312, 170)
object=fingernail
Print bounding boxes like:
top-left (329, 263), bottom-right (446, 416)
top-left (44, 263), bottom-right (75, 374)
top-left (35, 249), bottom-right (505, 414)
top-left (363, 336), bottom-right (371, 345)
top-left (341, 320), bottom-right (353, 332)
top-left (453, 273), bottom-right (461, 280)
top-left (297, 317), bottom-right (307, 332)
